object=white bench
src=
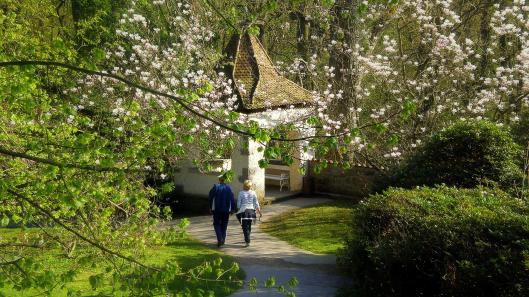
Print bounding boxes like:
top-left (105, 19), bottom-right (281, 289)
top-left (265, 173), bottom-right (290, 191)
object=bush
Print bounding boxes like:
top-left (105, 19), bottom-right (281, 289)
top-left (394, 120), bottom-right (523, 189)
top-left (338, 186), bottom-right (529, 297)
top-left (511, 111), bottom-right (529, 147)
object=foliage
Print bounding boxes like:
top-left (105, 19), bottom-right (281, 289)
top-left (261, 201), bottom-right (354, 254)
top-left (2, 0), bottom-right (529, 294)
top-left (0, 0), bottom-right (243, 294)
top-left (511, 110), bottom-right (529, 147)
top-left (393, 120), bottom-right (523, 189)
top-left (0, 227), bottom-right (244, 296)
top-left (67, 0), bottom-right (129, 52)
top-left (338, 186), bottom-right (529, 297)
top-left (209, 0), bottom-right (529, 168)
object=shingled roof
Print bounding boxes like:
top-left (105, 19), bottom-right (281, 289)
top-left (225, 33), bottom-right (314, 113)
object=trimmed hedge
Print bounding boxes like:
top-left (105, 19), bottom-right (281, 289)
top-left (338, 186), bottom-right (529, 297)
top-left (394, 120), bottom-right (523, 189)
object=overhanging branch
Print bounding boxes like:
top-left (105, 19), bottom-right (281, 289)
top-left (0, 145), bottom-right (146, 173)
top-left (7, 189), bottom-right (160, 271)
top-left (0, 60), bottom-right (256, 138)
top-left (0, 60), bottom-right (369, 142)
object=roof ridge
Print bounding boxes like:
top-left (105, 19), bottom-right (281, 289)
top-left (247, 35), bottom-right (261, 106)
top-left (232, 34), bottom-right (258, 106)
top-left (249, 35), bottom-right (279, 76)
top-left (229, 33), bottom-right (315, 112)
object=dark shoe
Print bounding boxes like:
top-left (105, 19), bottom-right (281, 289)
top-left (217, 241), bottom-right (222, 247)
top-left (245, 242), bottom-right (250, 247)
top-left (221, 240), bottom-right (225, 246)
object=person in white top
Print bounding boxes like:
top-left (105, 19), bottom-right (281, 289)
top-left (236, 180), bottom-right (262, 247)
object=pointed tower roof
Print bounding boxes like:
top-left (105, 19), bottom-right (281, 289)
top-left (225, 33), bottom-right (314, 113)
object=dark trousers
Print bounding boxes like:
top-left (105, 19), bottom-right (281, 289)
top-left (241, 219), bottom-right (252, 243)
top-left (213, 212), bottom-right (229, 243)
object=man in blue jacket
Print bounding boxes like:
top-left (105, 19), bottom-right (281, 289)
top-left (209, 174), bottom-right (236, 247)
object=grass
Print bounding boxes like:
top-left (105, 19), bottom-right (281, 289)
top-left (0, 228), bottom-right (244, 296)
top-left (261, 200), bottom-right (355, 254)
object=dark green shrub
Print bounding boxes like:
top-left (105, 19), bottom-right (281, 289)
top-left (511, 111), bottom-right (529, 147)
top-left (394, 120), bottom-right (523, 189)
top-left (338, 186), bottom-right (529, 297)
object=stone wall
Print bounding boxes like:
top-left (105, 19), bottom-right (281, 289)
top-left (306, 162), bottom-right (386, 198)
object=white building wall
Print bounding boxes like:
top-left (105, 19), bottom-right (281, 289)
top-left (231, 137), bottom-right (265, 200)
top-left (248, 107), bottom-right (312, 128)
top-left (173, 108), bottom-right (314, 199)
top-left (173, 160), bottom-right (231, 197)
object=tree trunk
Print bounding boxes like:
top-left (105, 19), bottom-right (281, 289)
top-left (328, 0), bottom-right (359, 128)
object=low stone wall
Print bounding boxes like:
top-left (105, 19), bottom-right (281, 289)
top-left (305, 162), bottom-right (386, 198)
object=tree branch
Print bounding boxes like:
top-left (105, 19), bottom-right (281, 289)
top-left (0, 60), bottom-right (314, 142)
top-left (203, 0), bottom-right (238, 31)
top-left (0, 60), bottom-right (259, 138)
top-left (0, 257), bottom-right (23, 266)
top-left (0, 145), bottom-right (146, 173)
top-left (0, 60), bottom-right (401, 142)
top-left (0, 243), bottom-right (43, 248)
top-left (6, 189), bottom-right (160, 272)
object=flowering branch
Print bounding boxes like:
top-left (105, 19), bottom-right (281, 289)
top-left (0, 60), bottom-right (369, 142)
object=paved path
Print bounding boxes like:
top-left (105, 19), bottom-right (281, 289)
top-left (183, 198), bottom-right (350, 297)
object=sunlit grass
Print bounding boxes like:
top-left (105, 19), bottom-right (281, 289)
top-left (261, 200), bottom-right (355, 254)
top-left (0, 228), bottom-right (244, 296)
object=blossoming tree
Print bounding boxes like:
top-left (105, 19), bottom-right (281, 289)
top-left (1, 0), bottom-right (528, 295)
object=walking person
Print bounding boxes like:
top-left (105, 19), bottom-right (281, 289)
top-left (236, 180), bottom-right (262, 247)
top-left (209, 174), bottom-right (236, 247)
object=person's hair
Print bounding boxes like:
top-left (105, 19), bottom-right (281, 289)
top-left (243, 180), bottom-right (253, 191)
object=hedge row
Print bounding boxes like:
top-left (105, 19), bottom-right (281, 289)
top-left (338, 186), bottom-right (529, 297)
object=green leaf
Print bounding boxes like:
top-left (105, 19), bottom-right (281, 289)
top-left (52, 38), bottom-right (66, 51)
top-left (387, 135), bottom-right (399, 145)
top-left (91, 48), bottom-right (106, 63)
top-left (264, 147), bottom-right (278, 159)
top-left (249, 277), bottom-right (258, 291)
top-left (213, 257), bottom-right (223, 267)
top-left (321, 0), bottom-right (335, 8)
top-left (265, 0), bottom-right (278, 12)
top-left (298, 167), bottom-right (306, 176)
top-left (373, 123), bottom-right (387, 134)
top-left (247, 25), bottom-right (260, 36)
top-left (0, 216), bottom-right (9, 227)
top-left (264, 276), bottom-right (276, 288)
top-left (288, 277), bottom-right (299, 288)
top-left (282, 155), bottom-right (294, 166)
top-left (161, 182), bottom-right (175, 193)
top-left (88, 274), bottom-right (102, 290)
top-left (215, 268), bottom-right (224, 279)
top-left (358, 2), bottom-right (369, 14)
top-left (258, 159), bottom-right (269, 169)
top-left (307, 116), bottom-right (320, 126)
top-left (230, 262), bottom-right (240, 273)
top-left (183, 134), bottom-right (194, 143)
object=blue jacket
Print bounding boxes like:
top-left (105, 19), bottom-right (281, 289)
top-left (209, 183), bottom-right (235, 213)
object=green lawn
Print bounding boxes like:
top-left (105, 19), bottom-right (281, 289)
top-left (261, 200), bottom-right (355, 254)
top-left (0, 228), bottom-right (244, 296)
